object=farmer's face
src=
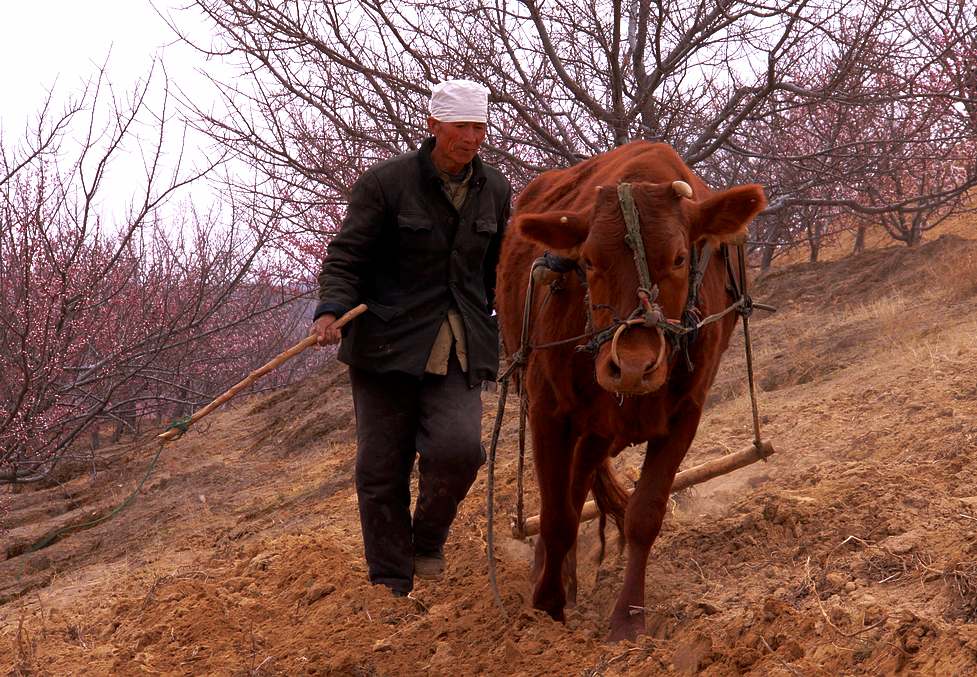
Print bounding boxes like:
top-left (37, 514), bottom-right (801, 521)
top-left (427, 117), bottom-right (487, 170)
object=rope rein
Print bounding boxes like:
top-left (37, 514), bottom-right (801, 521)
top-left (618, 184), bottom-right (654, 293)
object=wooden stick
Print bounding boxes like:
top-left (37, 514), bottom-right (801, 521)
top-left (515, 440), bottom-right (774, 538)
top-left (157, 304), bottom-right (368, 442)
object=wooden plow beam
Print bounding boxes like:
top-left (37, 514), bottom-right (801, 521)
top-left (514, 440), bottom-right (774, 539)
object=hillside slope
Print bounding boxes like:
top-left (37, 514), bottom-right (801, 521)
top-left (3, 233), bottom-right (977, 675)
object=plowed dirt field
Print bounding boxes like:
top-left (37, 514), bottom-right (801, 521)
top-left (3, 233), bottom-right (977, 676)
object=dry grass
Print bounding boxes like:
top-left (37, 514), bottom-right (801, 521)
top-left (12, 617), bottom-right (37, 676)
top-left (839, 293), bottom-right (908, 328)
top-left (939, 248), bottom-right (977, 304)
top-left (943, 562), bottom-right (977, 622)
top-left (713, 228), bottom-right (977, 409)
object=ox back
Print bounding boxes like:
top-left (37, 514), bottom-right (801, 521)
top-left (495, 140), bottom-right (766, 641)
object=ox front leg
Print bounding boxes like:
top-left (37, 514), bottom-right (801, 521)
top-left (531, 415), bottom-right (576, 622)
top-left (533, 430), bottom-right (610, 617)
top-left (608, 419), bottom-right (700, 642)
top-left (565, 433), bottom-right (614, 608)
top-left (531, 538), bottom-right (577, 608)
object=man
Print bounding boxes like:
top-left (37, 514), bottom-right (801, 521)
top-left (310, 80), bottom-right (512, 596)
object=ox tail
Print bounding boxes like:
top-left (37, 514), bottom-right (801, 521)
top-left (591, 459), bottom-right (629, 562)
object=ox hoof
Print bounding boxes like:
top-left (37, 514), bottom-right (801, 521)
top-left (607, 615), bottom-right (644, 643)
top-left (532, 597), bottom-right (566, 623)
top-left (538, 605), bottom-right (566, 624)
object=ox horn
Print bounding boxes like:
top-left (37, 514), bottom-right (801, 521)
top-left (672, 180), bottom-right (693, 198)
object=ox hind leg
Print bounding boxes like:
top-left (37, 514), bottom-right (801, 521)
top-left (607, 413), bottom-right (702, 642)
top-left (532, 419), bottom-right (609, 620)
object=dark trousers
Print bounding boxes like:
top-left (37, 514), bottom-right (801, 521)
top-left (350, 357), bottom-right (485, 594)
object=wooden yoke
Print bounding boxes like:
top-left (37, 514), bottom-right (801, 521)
top-left (157, 304), bottom-right (368, 442)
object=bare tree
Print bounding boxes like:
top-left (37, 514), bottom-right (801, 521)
top-left (722, 4), bottom-right (977, 260)
top-left (0, 68), bottom-right (318, 483)
top-left (168, 1), bottom-right (964, 251)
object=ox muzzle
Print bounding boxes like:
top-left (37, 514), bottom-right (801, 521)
top-left (587, 182), bottom-right (694, 396)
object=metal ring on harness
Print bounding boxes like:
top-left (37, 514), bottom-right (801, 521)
top-left (608, 319), bottom-right (667, 374)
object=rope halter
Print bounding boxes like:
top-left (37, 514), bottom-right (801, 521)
top-left (601, 183), bottom-right (682, 367)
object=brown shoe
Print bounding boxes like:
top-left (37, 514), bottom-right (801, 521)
top-left (414, 553), bottom-right (445, 580)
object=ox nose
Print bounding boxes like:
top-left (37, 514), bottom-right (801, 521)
top-left (606, 354), bottom-right (661, 392)
top-left (607, 356), bottom-right (659, 378)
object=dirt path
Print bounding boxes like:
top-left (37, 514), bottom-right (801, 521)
top-left (3, 234), bottom-right (977, 675)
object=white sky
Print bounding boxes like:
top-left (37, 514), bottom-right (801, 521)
top-left (0, 1), bottom-right (215, 129)
top-left (0, 0), bottom-right (227, 220)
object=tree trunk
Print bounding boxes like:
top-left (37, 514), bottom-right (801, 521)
top-left (907, 216), bottom-right (923, 247)
top-left (760, 242), bottom-right (775, 273)
top-left (807, 219), bottom-right (821, 263)
top-left (853, 224), bottom-right (866, 254)
top-left (112, 420), bottom-right (125, 443)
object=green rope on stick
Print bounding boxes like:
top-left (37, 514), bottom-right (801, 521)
top-left (165, 416), bottom-right (193, 437)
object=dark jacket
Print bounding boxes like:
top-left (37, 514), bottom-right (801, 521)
top-left (315, 137), bottom-right (512, 386)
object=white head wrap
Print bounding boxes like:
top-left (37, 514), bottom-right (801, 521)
top-left (429, 79), bottom-right (488, 123)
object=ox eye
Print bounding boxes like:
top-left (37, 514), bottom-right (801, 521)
top-left (673, 253), bottom-right (687, 268)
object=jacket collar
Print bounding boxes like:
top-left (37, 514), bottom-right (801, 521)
top-left (419, 136), bottom-right (487, 188)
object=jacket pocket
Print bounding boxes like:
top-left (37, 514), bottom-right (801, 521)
top-left (397, 214), bottom-right (434, 232)
top-left (474, 217), bottom-right (498, 235)
top-left (396, 214), bottom-right (439, 261)
top-left (364, 300), bottom-right (405, 322)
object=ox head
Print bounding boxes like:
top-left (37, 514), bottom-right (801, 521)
top-left (517, 180), bottom-right (766, 396)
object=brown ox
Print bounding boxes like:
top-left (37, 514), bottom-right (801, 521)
top-left (496, 141), bottom-right (765, 641)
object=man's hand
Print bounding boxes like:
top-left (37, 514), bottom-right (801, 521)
top-left (310, 313), bottom-right (342, 345)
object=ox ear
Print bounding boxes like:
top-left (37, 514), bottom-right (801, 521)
top-left (517, 211), bottom-right (590, 250)
top-left (690, 184), bottom-right (766, 243)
